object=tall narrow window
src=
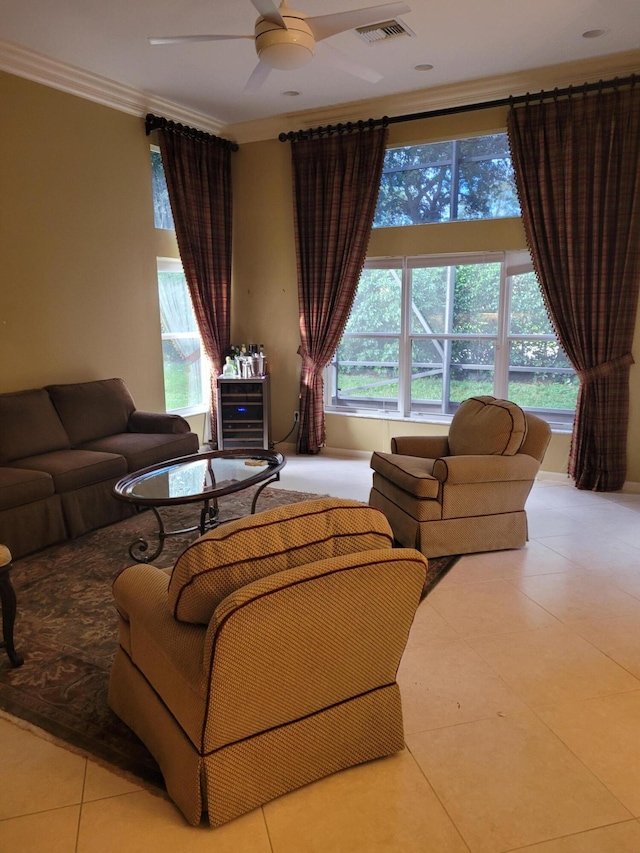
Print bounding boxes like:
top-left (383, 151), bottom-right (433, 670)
top-left (157, 258), bottom-right (208, 412)
top-left (150, 147), bottom-right (174, 230)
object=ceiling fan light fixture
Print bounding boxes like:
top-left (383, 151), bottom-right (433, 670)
top-left (255, 10), bottom-right (315, 70)
top-left (258, 37), bottom-right (314, 69)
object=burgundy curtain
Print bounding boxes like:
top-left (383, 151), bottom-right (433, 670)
top-left (158, 131), bottom-right (233, 446)
top-left (291, 127), bottom-right (388, 454)
top-left (507, 85), bottom-right (640, 490)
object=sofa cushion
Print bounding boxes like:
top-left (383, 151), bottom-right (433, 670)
top-left (79, 432), bottom-right (199, 472)
top-left (9, 449), bottom-right (127, 493)
top-left (168, 498), bottom-right (394, 625)
top-left (0, 466), bottom-right (55, 511)
top-left (448, 396), bottom-right (527, 457)
top-left (46, 378), bottom-right (136, 446)
top-left (0, 389), bottom-right (71, 464)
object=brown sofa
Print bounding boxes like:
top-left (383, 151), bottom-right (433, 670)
top-left (0, 378), bottom-right (200, 558)
top-left (109, 498), bottom-right (427, 827)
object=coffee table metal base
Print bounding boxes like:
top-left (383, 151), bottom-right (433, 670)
top-left (127, 471), bottom-right (280, 563)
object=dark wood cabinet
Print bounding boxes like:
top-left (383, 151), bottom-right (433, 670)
top-left (216, 376), bottom-right (271, 450)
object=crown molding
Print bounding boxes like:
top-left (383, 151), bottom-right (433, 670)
top-left (2, 38), bottom-right (638, 147)
top-left (0, 39), bottom-right (227, 136)
top-left (227, 49), bottom-right (640, 144)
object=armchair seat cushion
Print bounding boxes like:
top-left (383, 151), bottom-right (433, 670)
top-left (371, 452), bottom-right (439, 498)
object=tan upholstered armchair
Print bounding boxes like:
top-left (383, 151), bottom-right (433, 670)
top-left (369, 396), bottom-right (551, 559)
top-left (108, 498), bottom-right (427, 827)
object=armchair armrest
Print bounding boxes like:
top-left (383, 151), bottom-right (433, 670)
top-left (392, 435), bottom-right (450, 458)
top-left (203, 548), bottom-right (427, 749)
top-left (432, 453), bottom-right (541, 485)
top-left (128, 409), bottom-right (192, 435)
top-left (112, 563), bottom-right (212, 746)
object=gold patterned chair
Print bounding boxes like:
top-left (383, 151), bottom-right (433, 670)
top-left (108, 498), bottom-right (427, 827)
top-left (369, 396), bottom-right (552, 558)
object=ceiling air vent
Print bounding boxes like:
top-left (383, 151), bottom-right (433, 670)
top-left (355, 18), bottom-right (416, 44)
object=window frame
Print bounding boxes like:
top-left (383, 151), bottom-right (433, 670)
top-left (325, 251), bottom-right (576, 429)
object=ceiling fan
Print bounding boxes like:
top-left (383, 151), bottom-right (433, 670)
top-left (149, 0), bottom-right (411, 92)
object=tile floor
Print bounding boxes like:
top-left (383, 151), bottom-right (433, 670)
top-left (2, 451), bottom-right (640, 852)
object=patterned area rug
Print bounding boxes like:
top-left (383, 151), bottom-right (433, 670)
top-left (0, 488), bottom-right (457, 787)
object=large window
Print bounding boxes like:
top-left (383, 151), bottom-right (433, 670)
top-left (328, 252), bottom-right (577, 427)
top-left (373, 134), bottom-right (520, 227)
top-left (157, 259), bottom-right (208, 413)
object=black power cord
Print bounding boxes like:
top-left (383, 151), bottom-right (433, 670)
top-left (271, 411), bottom-right (299, 448)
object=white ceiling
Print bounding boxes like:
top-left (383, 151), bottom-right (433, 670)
top-left (1, 0), bottom-right (640, 133)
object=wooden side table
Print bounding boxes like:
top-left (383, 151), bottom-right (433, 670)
top-left (0, 545), bottom-right (23, 667)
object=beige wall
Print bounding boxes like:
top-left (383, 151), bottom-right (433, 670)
top-left (2, 70), bottom-right (639, 481)
top-left (0, 71), bottom-right (167, 413)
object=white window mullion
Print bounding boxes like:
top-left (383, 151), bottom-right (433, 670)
top-left (494, 254), bottom-right (510, 398)
top-left (399, 258), bottom-right (411, 417)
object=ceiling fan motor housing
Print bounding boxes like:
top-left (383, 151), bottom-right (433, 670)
top-left (255, 11), bottom-right (315, 69)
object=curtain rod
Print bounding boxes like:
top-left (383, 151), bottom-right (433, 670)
top-left (145, 113), bottom-right (239, 152)
top-left (278, 73), bottom-right (637, 143)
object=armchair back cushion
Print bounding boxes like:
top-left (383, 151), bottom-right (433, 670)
top-left (46, 378), bottom-right (136, 446)
top-left (448, 396), bottom-right (527, 456)
top-left (0, 389), bottom-right (71, 464)
top-left (168, 498), bottom-right (394, 624)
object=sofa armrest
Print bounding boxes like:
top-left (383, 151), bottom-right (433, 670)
top-left (391, 435), bottom-right (450, 458)
top-left (432, 453), bottom-right (541, 485)
top-left (128, 410), bottom-right (192, 435)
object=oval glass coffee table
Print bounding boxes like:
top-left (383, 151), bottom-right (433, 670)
top-left (113, 448), bottom-right (286, 563)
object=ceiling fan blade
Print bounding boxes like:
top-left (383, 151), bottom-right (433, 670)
top-left (149, 34), bottom-right (252, 45)
top-left (315, 42), bottom-right (382, 83)
top-left (250, 0), bottom-right (287, 28)
top-left (244, 60), bottom-right (273, 94)
top-left (308, 2), bottom-right (411, 42)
